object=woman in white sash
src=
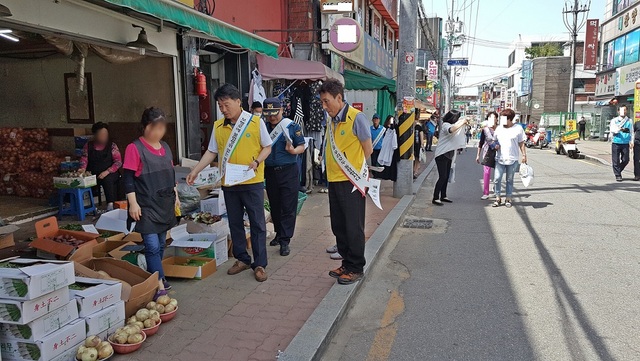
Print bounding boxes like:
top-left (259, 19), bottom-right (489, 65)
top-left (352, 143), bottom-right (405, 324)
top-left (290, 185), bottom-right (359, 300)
top-left (432, 110), bottom-right (468, 206)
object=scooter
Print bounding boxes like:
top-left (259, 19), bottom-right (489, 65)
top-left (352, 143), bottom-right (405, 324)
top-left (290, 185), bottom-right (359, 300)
top-left (533, 127), bottom-right (548, 149)
top-left (555, 131), bottom-right (580, 159)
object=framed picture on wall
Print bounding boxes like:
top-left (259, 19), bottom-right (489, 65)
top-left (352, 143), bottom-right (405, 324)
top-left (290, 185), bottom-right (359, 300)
top-left (64, 73), bottom-right (94, 124)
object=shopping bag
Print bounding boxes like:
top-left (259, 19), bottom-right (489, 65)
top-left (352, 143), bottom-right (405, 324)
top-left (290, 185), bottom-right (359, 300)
top-left (519, 164), bottom-right (534, 188)
top-left (419, 148), bottom-right (427, 163)
top-left (449, 163), bottom-right (456, 183)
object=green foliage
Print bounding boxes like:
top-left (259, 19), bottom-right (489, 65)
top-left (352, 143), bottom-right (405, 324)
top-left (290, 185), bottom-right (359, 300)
top-left (525, 43), bottom-right (564, 58)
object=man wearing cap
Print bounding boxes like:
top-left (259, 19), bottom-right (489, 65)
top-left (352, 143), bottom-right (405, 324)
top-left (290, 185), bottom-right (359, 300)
top-left (263, 98), bottom-right (306, 256)
top-left (370, 114), bottom-right (385, 167)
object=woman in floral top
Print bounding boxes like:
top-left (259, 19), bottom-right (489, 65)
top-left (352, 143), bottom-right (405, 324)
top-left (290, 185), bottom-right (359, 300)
top-left (78, 122), bottom-right (122, 210)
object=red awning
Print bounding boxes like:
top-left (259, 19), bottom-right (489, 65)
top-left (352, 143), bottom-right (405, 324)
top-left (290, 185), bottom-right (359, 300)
top-left (370, 0), bottom-right (399, 32)
top-left (256, 55), bottom-right (344, 84)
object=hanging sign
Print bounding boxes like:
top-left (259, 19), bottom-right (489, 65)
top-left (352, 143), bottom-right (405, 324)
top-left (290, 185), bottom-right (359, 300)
top-left (634, 80), bottom-right (640, 122)
top-left (321, 0), bottom-right (355, 13)
top-left (329, 17), bottom-right (362, 53)
top-left (402, 96), bottom-right (415, 114)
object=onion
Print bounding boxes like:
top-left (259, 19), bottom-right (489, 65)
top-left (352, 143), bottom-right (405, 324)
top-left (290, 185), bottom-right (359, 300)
top-left (155, 304), bottom-right (165, 314)
top-left (164, 304), bottom-right (176, 313)
top-left (113, 333), bottom-right (128, 344)
top-left (81, 348), bottom-right (98, 361)
top-left (143, 318), bottom-right (156, 329)
top-left (146, 301), bottom-right (157, 310)
top-left (135, 308), bottom-right (150, 321)
top-left (127, 316), bottom-right (138, 324)
top-left (84, 335), bottom-right (101, 348)
top-left (98, 344), bottom-right (113, 359)
top-left (156, 295), bottom-right (171, 306)
top-left (169, 298), bottom-right (178, 307)
top-left (134, 321), bottom-right (144, 330)
top-left (127, 333), bottom-right (144, 344)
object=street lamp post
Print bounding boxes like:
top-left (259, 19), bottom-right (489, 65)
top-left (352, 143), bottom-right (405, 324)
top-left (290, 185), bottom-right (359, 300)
top-left (563, 0), bottom-right (590, 115)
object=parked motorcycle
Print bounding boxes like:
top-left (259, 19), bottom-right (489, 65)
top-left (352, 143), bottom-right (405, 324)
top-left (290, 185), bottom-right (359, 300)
top-left (526, 127), bottom-right (548, 149)
top-left (555, 130), bottom-right (580, 159)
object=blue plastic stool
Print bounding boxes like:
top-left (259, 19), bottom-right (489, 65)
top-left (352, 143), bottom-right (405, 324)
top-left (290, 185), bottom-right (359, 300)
top-left (58, 188), bottom-right (96, 221)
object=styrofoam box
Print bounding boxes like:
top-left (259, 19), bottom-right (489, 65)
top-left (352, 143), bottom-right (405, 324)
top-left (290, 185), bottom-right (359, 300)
top-left (0, 300), bottom-right (78, 341)
top-left (0, 259), bottom-right (75, 301)
top-left (84, 301), bottom-right (125, 337)
top-left (0, 319), bottom-right (86, 361)
top-left (70, 278), bottom-right (122, 317)
top-left (0, 287), bottom-right (70, 325)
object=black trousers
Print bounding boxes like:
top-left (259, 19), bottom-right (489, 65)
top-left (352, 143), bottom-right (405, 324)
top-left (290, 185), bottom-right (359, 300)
top-left (371, 149), bottom-right (381, 167)
top-left (95, 172), bottom-right (120, 204)
top-left (433, 154), bottom-right (453, 201)
top-left (224, 186), bottom-right (267, 269)
top-left (634, 142), bottom-right (640, 178)
top-left (265, 164), bottom-right (299, 246)
top-left (328, 181), bottom-right (366, 273)
top-left (612, 143), bottom-right (630, 177)
top-left (579, 128), bottom-right (586, 140)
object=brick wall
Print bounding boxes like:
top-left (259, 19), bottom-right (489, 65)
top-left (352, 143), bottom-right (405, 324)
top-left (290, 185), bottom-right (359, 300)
top-left (288, 0), bottom-right (313, 43)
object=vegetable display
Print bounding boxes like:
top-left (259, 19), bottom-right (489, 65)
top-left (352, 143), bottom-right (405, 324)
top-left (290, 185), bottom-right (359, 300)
top-left (108, 325), bottom-right (145, 345)
top-left (76, 335), bottom-right (113, 361)
top-left (185, 212), bottom-right (222, 225)
top-left (43, 234), bottom-right (87, 247)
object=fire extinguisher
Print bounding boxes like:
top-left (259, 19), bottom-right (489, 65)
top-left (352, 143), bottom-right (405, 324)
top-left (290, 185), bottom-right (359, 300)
top-left (195, 68), bottom-right (207, 98)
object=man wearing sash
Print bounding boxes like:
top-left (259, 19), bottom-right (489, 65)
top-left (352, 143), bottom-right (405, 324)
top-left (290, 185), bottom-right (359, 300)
top-left (320, 79), bottom-right (373, 285)
top-left (370, 114), bottom-right (385, 167)
top-left (187, 84), bottom-right (273, 282)
top-left (263, 98), bottom-right (305, 257)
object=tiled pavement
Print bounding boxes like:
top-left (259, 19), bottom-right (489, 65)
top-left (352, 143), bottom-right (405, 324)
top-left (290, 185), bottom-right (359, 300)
top-left (121, 181), bottom-right (403, 361)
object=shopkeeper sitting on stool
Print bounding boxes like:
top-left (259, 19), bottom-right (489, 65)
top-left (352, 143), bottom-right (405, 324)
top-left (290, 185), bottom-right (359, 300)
top-left (78, 122), bottom-right (122, 211)
top-left (263, 97), bottom-right (305, 256)
top-left (187, 84), bottom-right (273, 282)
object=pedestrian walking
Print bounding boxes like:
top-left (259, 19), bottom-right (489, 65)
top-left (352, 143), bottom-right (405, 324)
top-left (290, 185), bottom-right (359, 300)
top-left (370, 113), bottom-right (385, 167)
top-left (432, 109), bottom-right (468, 206)
top-left (320, 79), bottom-right (373, 285)
top-left (476, 112), bottom-right (498, 200)
top-left (251, 101), bottom-right (263, 117)
top-left (187, 84), bottom-right (273, 282)
top-left (78, 122), bottom-right (122, 212)
top-left (578, 117), bottom-right (587, 140)
top-left (413, 118), bottom-right (425, 179)
top-left (609, 105), bottom-right (632, 181)
top-left (262, 98), bottom-right (305, 256)
top-left (123, 107), bottom-right (177, 291)
top-left (492, 109), bottom-right (527, 208)
top-left (425, 115), bottom-right (437, 151)
top-left (633, 120), bottom-right (640, 181)
top-left (465, 124), bottom-right (472, 144)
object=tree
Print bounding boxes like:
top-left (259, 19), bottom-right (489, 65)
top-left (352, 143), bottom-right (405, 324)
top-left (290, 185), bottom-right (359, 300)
top-left (525, 43), bottom-right (564, 58)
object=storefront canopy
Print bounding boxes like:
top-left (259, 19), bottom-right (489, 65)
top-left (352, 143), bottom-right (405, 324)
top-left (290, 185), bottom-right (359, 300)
top-left (256, 55), bottom-right (344, 84)
top-left (343, 70), bottom-right (396, 92)
top-left (101, 0), bottom-right (279, 58)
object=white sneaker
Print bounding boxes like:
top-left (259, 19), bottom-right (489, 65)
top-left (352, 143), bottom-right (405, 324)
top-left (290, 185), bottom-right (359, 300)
top-left (481, 195), bottom-right (490, 200)
top-left (330, 252), bottom-right (343, 260)
top-left (326, 245), bottom-right (338, 253)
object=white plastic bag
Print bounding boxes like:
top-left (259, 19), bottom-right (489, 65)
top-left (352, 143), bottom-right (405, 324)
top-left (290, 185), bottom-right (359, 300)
top-left (520, 164), bottom-right (534, 188)
top-left (419, 148), bottom-right (427, 163)
top-left (449, 163), bottom-right (456, 183)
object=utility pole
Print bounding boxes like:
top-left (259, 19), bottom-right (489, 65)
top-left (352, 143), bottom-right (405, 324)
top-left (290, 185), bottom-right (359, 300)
top-left (393, 0), bottom-right (417, 198)
top-left (563, 0), bottom-right (590, 115)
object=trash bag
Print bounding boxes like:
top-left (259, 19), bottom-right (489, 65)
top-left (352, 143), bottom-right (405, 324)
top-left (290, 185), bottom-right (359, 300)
top-left (177, 183), bottom-right (200, 214)
top-left (520, 164), bottom-right (534, 188)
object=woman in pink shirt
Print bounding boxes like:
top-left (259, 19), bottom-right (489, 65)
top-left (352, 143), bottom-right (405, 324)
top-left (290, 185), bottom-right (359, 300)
top-left (123, 107), bottom-right (178, 291)
top-left (78, 122), bottom-right (122, 211)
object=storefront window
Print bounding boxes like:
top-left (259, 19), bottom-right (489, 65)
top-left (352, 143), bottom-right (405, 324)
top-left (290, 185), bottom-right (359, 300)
top-left (372, 10), bottom-right (381, 42)
top-left (614, 36), bottom-right (626, 67)
top-left (604, 41), bottom-right (614, 69)
top-left (625, 28), bottom-right (640, 65)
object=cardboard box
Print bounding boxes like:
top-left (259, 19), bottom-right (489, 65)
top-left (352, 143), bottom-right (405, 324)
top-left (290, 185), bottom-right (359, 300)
top-left (52, 174), bottom-right (97, 189)
top-left (180, 218), bottom-right (229, 238)
top-left (70, 277), bottom-right (122, 317)
top-left (90, 240), bottom-right (136, 259)
top-left (83, 301), bottom-right (125, 337)
top-left (162, 257), bottom-right (216, 280)
top-left (31, 218), bottom-right (98, 260)
top-left (200, 192), bottom-right (226, 215)
top-left (49, 340), bottom-right (83, 361)
top-left (72, 258), bottom-right (158, 318)
top-left (169, 224), bottom-right (223, 259)
top-left (0, 319), bottom-right (86, 361)
top-left (0, 258), bottom-right (75, 301)
top-left (0, 300), bottom-right (78, 341)
top-left (0, 287), bottom-right (70, 325)
top-left (0, 224), bottom-right (18, 250)
top-left (94, 210), bottom-right (135, 235)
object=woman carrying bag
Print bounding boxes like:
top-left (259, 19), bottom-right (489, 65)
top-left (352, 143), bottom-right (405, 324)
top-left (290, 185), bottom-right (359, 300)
top-left (476, 112), bottom-right (498, 200)
top-left (432, 110), bottom-right (468, 206)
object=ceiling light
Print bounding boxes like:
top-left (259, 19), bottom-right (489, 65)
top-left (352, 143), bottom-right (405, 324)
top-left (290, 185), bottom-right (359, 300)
top-left (125, 25), bottom-right (157, 52)
top-left (0, 4), bottom-right (11, 17)
top-left (0, 33), bottom-right (18, 42)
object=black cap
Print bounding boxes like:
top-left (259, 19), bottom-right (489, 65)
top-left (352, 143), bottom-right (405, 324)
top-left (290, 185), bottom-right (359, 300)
top-left (262, 97), bottom-right (282, 116)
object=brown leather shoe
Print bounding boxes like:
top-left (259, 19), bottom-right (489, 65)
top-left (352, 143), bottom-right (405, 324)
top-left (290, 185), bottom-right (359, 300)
top-left (227, 261), bottom-right (251, 275)
top-left (254, 266), bottom-right (267, 282)
top-left (337, 271), bottom-right (363, 285)
top-left (329, 266), bottom-right (347, 279)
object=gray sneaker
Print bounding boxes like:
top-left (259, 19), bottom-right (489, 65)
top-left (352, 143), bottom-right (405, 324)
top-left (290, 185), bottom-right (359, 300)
top-left (330, 252), bottom-right (343, 260)
top-left (326, 245), bottom-right (338, 253)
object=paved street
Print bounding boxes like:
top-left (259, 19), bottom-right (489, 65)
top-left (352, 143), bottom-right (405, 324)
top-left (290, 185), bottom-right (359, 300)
top-left (322, 144), bottom-right (640, 361)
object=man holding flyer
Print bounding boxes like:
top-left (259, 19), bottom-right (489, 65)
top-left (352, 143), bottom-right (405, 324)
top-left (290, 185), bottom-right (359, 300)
top-left (262, 97), bottom-right (305, 256)
top-left (320, 79), bottom-right (374, 285)
top-left (187, 84), bottom-right (272, 282)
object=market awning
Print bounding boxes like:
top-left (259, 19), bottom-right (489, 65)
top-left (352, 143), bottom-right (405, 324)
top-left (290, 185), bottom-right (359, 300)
top-left (101, 0), bottom-right (279, 58)
top-left (369, 0), bottom-right (399, 32)
top-left (256, 54), bottom-right (344, 84)
top-left (343, 70), bottom-right (396, 92)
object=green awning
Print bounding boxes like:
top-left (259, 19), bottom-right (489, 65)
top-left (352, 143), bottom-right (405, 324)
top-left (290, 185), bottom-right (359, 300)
top-left (103, 0), bottom-right (278, 58)
top-left (343, 70), bottom-right (396, 92)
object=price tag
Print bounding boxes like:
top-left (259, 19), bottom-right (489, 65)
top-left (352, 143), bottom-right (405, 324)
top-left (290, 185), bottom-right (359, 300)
top-left (82, 224), bottom-right (99, 235)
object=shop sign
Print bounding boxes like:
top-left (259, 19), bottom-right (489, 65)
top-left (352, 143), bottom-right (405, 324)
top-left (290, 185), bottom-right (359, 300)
top-left (584, 19), bottom-right (599, 70)
top-left (329, 17), bottom-right (362, 53)
top-left (500, 87), bottom-right (507, 102)
top-left (427, 60), bottom-right (438, 81)
top-left (603, 2), bottom-right (640, 41)
top-left (616, 62), bottom-right (640, 95)
top-left (352, 102), bottom-right (364, 111)
top-left (321, 0), bottom-right (355, 13)
top-left (634, 80), bottom-right (640, 122)
top-left (595, 71), bottom-right (617, 96)
top-left (520, 60), bottom-right (532, 96)
top-left (363, 33), bottom-right (394, 78)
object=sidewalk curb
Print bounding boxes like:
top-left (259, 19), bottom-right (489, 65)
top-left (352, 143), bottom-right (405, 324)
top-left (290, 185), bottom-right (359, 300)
top-left (279, 160), bottom-right (436, 361)
top-left (582, 153), bottom-right (610, 166)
